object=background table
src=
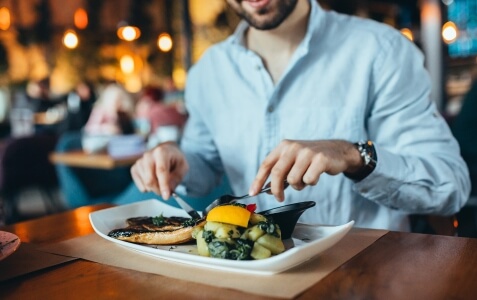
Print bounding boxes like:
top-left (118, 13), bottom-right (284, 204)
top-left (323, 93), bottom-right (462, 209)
top-left (1, 204), bottom-right (477, 299)
top-left (49, 150), bottom-right (141, 169)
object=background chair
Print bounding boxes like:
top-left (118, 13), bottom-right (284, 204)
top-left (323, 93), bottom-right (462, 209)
top-left (0, 133), bottom-right (61, 224)
top-left (54, 131), bottom-right (133, 208)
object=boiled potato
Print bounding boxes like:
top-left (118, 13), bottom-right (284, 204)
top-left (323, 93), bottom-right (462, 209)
top-left (196, 230), bottom-right (210, 257)
top-left (204, 221), bottom-right (238, 236)
top-left (249, 213), bottom-right (267, 225)
top-left (215, 225), bottom-right (240, 239)
top-left (256, 234), bottom-right (285, 255)
top-left (191, 225), bottom-right (204, 239)
top-left (247, 225), bottom-right (266, 241)
top-left (204, 221), bottom-right (223, 232)
top-left (251, 242), bottom-right (272, 260)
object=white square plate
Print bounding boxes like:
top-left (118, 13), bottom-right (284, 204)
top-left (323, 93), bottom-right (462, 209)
top-left (89, 199), bottom-right (354, 275)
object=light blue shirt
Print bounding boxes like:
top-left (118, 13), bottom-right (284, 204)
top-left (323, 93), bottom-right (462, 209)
top-left (180, 0), bottom-right (470, 231)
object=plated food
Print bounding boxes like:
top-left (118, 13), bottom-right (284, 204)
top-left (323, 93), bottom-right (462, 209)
top-left (91, 200), bottom-right (354, 274)
top-left (107, 215), bottom-right (204, 245)
top-left (193, 204), bottom-right (285, 260)
top-left (107, 203), bottom-right (286, 260)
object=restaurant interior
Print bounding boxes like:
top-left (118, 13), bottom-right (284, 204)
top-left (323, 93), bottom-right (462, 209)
top-left (0, 0), bottom-right (476, 237)
top-left (2, 1), bottom-right (477, 299)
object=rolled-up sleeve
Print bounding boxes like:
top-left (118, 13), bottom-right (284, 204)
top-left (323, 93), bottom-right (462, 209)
top-left (355, 34), bottom-right (471, 215)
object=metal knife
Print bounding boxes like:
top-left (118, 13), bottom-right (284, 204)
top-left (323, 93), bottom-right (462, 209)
top-left (171, 193), bottom-right (202, 219)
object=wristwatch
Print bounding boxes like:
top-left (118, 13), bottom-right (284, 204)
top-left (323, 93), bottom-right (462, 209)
top-left (345, 140), bottom-right (377, 181)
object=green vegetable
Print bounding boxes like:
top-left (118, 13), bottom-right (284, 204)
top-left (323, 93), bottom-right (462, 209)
top-left (207, 238), bottom-right (253, 260)
top-left (208, 240), bottom-right (230, 259)
top-left (152, 214), bottom-right (165, 226)
top-left (181, 218), bottom-right (198, 227)
top-left (257, 220), bottom-right (280, 237)
top-left (228, 239), bottom-right (253, 260)
top-left (203, 230), bottom-right (215, 243)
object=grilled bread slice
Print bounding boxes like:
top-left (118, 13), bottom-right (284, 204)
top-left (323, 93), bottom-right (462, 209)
top-left (108, 216), bottom-right (205, 245)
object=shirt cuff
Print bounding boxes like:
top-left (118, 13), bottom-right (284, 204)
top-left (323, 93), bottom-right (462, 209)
top-left (352, 144), bottom-right (406, 208)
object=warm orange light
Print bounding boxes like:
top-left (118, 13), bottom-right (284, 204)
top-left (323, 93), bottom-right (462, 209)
top-left (442, 21), bottom-right (458, 44)
top-left (157, 33), bottom-right (173, 52)
top-left (73, 207), bottom-right (101, 236)
top-left (400, 28), bottom-right (414, 41)
top-left (453, 217), bottom-right (459, 229)
top-left (117, 26), bottom-right (141, 42)
top-left (173, 67), bottom-right (186, 90)
top-left (63, 30), bottom-right (79, 49)
top-left (0, 7), bottom-right (11, 31)
top-left (74, 8), bottom-right (88, 29)
top-left (421, 2), bottom-right (441, 23)
top-left (120, 55), bottom-right (135, 74)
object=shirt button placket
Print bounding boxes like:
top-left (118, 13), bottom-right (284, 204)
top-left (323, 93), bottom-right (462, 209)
top-left (265, 103), bottom-right (277, 156)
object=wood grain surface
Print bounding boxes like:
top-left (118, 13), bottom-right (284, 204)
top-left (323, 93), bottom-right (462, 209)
top-left (2, 204), bottom-right (477, 299)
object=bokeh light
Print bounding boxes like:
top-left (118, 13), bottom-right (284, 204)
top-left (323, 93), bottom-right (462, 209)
top-left (74, 8), bottom-right (88, 29)
top-left (0, 7), bottom-right (11, 30)
top-left (63, 30), bottom-right (79, 49)
top-left (120, 55), bottom-right (135, 74)
top-left (442, 21), bottom-right (458, 44)
top-left (400, 28), bottom-right (414, 41)
top-left (117, 26), bottom-right (141, 42)
top-left (157, 33), bottom-right (173, 52)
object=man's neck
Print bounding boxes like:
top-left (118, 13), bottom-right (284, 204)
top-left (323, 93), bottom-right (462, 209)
top-left (246, 0), bottom-right (310, 83)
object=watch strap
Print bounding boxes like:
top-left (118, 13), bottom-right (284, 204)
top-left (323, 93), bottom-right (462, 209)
top-left (345, 141), bottom-right (377, 181)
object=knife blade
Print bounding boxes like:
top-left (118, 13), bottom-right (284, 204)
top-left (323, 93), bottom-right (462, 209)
top-left (171, 193), bottom-right (202, 219)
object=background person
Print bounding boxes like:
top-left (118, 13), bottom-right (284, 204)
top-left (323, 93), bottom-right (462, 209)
top-left (63, 81), bottom-right (97, 132)
top-left (84, 83), bottom-right (135, 136)
top-left (55, 83), bottom-right (135, 208)
top-left (135, 86), bottom-right (188, 148)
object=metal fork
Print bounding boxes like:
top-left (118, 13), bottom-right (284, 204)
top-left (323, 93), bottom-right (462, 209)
top-left (203, 180), bottom-right (289, 215)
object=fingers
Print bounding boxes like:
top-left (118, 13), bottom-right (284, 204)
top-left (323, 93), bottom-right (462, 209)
top-left (268, 151), bottom-right (295, 202)
top-left (131, 152), bottom-right (161, 194)
top-left (302, 155), bottom-right (326, 185)
top-left (131, 165), bottom-right (146, 192)
top-left (249, 156), bottom-right (276, 196)
top-left (130, 143), bottom-right (187, 200)
top-left (250, 140), bottom-right (296, 201)
top-left (252, 140), bottom-right (340, 202)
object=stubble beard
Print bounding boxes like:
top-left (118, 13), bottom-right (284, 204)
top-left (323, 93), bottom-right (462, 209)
top-left (232, 0), bottom-right (299, 30)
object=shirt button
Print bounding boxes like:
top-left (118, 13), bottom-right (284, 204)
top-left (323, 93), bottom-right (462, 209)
top-left (267, 106), bottom-right (274, 113)
top-left (256, 65), bottom-right (261, 70)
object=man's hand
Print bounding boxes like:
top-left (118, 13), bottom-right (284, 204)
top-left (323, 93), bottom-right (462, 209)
top-left (248, 140), bottom-right (363, 201)
top-left (131, 142), bottom-right (189, 200)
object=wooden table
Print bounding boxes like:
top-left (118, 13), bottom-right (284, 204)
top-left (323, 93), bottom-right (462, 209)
top-left (49, 150), bottom-right (141, 169)
top-left (1, 204), bottom-right (477, 299)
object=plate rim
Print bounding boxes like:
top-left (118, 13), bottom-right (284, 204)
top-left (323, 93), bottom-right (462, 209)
top-left (89, 199), bottom-right (354, 275)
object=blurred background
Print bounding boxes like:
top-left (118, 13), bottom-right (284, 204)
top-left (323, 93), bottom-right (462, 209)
top-left (0, 0), bottom-right (476, 234)
top-left (0, 0), bottom-right (474, 117)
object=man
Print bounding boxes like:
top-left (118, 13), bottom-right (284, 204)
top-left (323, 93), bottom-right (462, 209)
top-left (131, 0), bottom-right (470, 231)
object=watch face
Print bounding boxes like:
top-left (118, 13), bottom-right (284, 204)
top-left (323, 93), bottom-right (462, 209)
top-left (346, 141), bottom-right (376, 181)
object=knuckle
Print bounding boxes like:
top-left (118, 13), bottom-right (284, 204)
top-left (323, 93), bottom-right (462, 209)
top-left (280, 139), bottom-right (293, 147)
top-left (143, 177), bottom-right (156, 187)
top-left (155, 164), bottom-right (168, 175)
top-left (270, 167), bottom-right (284, 177)
top-left (303, 175), bottom-right (319, 186)
top-left (314, 151), bottom-right (326, 161)
top-left (287, 174), bottom-right (302, 185)
top-left (301, 147), bottom-right (314, 158)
